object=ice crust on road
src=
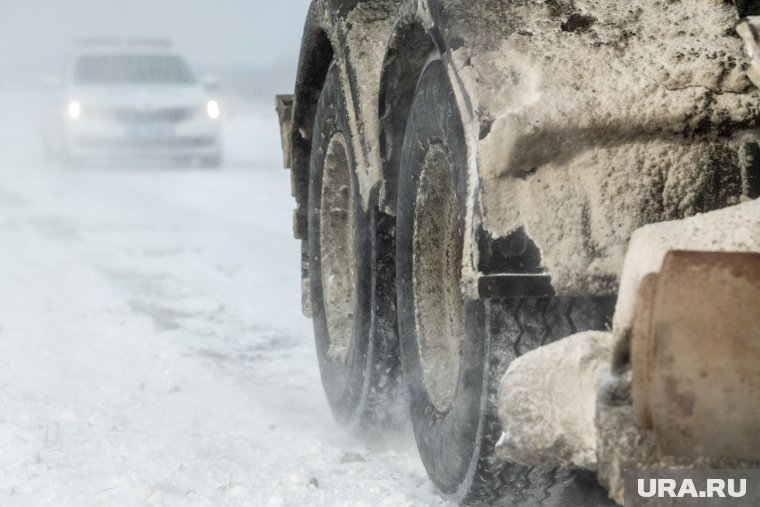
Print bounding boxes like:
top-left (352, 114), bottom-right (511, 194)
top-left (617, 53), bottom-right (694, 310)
top-left (0, 94), bottom-right (449, 507)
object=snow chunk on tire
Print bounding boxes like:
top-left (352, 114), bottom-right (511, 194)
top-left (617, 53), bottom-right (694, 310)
top-left (496, 331), bottom-right (614, 471)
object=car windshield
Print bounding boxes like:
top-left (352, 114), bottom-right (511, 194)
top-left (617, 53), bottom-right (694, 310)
top-left (73, 54), bottom-right (195, 85)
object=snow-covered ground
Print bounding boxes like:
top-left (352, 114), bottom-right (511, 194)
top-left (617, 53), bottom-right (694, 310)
top-left (0, 91), bottom-right (451, 506)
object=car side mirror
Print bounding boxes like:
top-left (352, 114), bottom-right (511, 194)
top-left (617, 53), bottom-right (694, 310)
top-left (202, 74), bottom-right (221, 90)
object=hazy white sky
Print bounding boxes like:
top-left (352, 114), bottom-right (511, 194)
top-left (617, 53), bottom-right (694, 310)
top-left (0, 0), bottom-right (312, 72)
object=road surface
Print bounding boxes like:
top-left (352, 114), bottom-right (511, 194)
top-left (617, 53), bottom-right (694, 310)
top-left (0, 92), bottom-right (450, 507)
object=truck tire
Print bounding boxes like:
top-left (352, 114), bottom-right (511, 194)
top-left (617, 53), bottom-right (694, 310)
top-left (308, 62), bottom-right (403, 430)
top-left (396, 54), bottom-right (616, 505)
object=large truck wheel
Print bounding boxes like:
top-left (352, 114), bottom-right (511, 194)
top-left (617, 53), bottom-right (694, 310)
top-left (396, 54), bottom-right (616, 504)
top-left (307, 63), bottom-right (403, 430)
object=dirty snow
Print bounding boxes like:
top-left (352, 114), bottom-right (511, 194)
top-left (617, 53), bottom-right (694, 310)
top-left (455, 0), bottom-right (759, 296)
top-left (0, 90), bottom-right (451, 506)
top-left (613, 196), bottom-right (760, 336)
top-left (496, 331), bottom-right (613, 471)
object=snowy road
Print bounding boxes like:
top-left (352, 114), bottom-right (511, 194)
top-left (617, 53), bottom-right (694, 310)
top-left (0, 94), bottom-right (450, 506)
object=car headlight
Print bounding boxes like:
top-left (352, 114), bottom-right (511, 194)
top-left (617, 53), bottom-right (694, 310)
top-left (207, 100), bottom-right (220, 120)
top-left (68, 100), bottom-right (81, 120)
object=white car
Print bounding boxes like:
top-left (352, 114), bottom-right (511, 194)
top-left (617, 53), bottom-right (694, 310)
top-left (45, 41), bottom-right (222, 167)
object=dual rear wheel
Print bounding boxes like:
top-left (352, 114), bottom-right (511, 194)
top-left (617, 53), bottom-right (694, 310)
top-left (307, 59), bottom-right (614, 504)
top-left (307, 63), bottom-right (402, 430)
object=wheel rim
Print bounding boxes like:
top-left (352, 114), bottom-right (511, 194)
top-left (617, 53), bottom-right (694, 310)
top-left (412, 144), bottom-right (465, 412)
top-left (320, 132), bottom-right (357, 365)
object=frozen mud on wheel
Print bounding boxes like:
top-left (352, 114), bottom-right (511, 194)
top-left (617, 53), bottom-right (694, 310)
top-left (395, 54), bottom-right (617, 506)
top-left (307, 63), bottom-right (402, 430)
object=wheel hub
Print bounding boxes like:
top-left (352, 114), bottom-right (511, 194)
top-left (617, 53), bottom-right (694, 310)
top-left (320, 132), bottom-right (357, 365)
top-left (412, 144), bottom-right (465, 412)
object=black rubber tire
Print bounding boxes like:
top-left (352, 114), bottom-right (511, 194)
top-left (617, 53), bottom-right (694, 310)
top-left (396, 55), bottom-right (617, 505)
top-left (308, 62), bottom-right (403, 431)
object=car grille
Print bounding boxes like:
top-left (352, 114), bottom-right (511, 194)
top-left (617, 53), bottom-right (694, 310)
top-left (110, 107), bottom-right (196, 123)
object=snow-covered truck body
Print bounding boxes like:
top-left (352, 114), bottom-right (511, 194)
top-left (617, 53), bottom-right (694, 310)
top-left (276, 1), bottom-right (760, 504)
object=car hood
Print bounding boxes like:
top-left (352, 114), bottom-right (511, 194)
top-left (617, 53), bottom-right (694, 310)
top-left (67, 84), bottom-right (209, 109)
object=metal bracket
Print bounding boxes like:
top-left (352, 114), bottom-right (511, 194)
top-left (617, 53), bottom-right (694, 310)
top-left (275, 94), bottom-right (294, 169)
top-left (477, 273), bottom-right (555, 299)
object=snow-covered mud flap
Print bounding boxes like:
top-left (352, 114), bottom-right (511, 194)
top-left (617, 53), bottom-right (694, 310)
top-left (495, 200), bottom-right (760, 505)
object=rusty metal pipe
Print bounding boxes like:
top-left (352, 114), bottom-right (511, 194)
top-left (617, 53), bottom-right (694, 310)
top-left (632, 251), bottom-right (760, 461)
